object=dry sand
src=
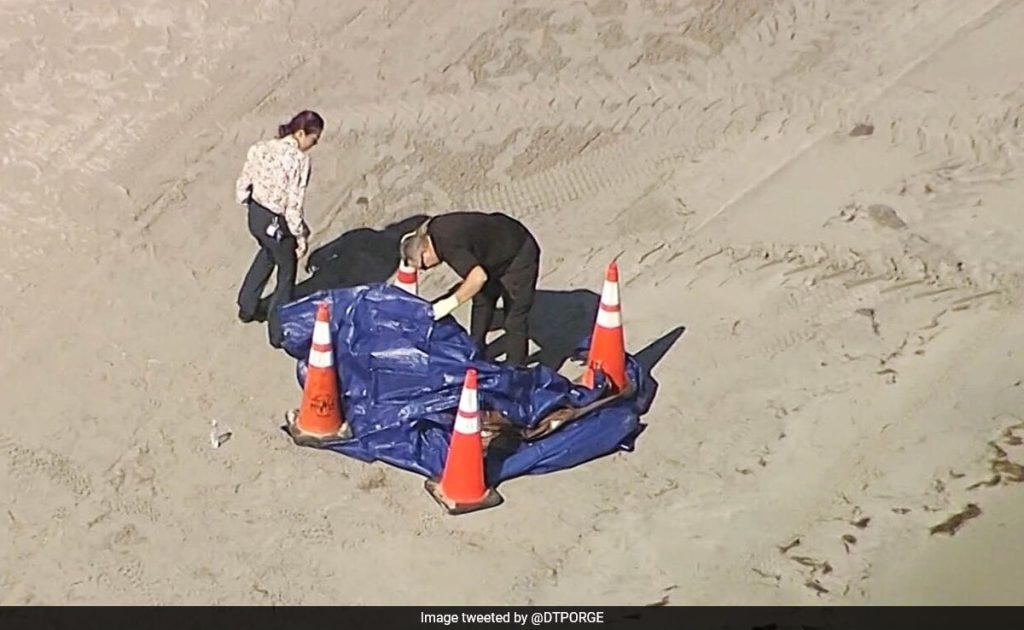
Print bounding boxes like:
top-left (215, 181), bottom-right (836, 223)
top-left (3, 0), bottom-right (1024, 605)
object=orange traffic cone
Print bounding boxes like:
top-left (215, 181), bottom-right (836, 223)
top-left (285, 302), bottom-right (351, 447)
top-left (393, 261), bottom-right (419, 295)
top-left (582, 261), bottom-right (629, 393)
top-left (424, 368), bottom-right (503, 515)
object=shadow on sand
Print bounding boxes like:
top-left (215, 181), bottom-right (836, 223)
top-left (265, 217), bottom-right (686, 375)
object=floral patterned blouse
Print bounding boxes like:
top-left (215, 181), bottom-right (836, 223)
top-left (235, 135), bottom-right (311, 238)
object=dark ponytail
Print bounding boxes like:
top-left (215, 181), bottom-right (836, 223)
top-left (277, 110), bottom-right (324, 138)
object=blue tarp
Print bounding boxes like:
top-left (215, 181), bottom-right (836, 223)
top-left (277, 283), bottom-right (656, 485)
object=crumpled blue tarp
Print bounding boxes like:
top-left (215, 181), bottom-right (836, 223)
top-left (277, 283), bottom-right (656, 485)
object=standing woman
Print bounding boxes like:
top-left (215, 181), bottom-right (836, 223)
top-left (235, 110), bottom-right (324, 348)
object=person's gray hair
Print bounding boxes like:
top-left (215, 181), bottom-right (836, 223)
top-left (400, 219), bottom-right (431, 267)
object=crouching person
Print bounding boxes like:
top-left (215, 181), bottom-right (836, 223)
top-left (402, 211), bottom-right (541, 366)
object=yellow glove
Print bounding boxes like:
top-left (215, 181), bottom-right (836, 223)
top-left (432, 295), bottom-right (460, 320)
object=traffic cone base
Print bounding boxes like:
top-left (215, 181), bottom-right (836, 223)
top-left (577, 369), bottom-right (637, 399)
top-left (284, 408), bottom-right (352, 448)
top-left (424, 478), bottom-right (503, 516)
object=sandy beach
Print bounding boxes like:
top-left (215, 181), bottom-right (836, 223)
top-left (3, 0), bottom-right (1024, 605)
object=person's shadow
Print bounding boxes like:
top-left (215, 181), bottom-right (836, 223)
top-left (251, 214), bottom-right (428, 319)
top-left (476, 289), bottom-right (602, 370)
top-left (296, 214), bottom-right (430, 299)
top-left (486, 290), bottom-right (686, 374)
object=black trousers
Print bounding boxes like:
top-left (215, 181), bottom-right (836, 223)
top-left (237, 201), bottom-right (297, 346)
top-left (470, 236), bottom-right (540, 366)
